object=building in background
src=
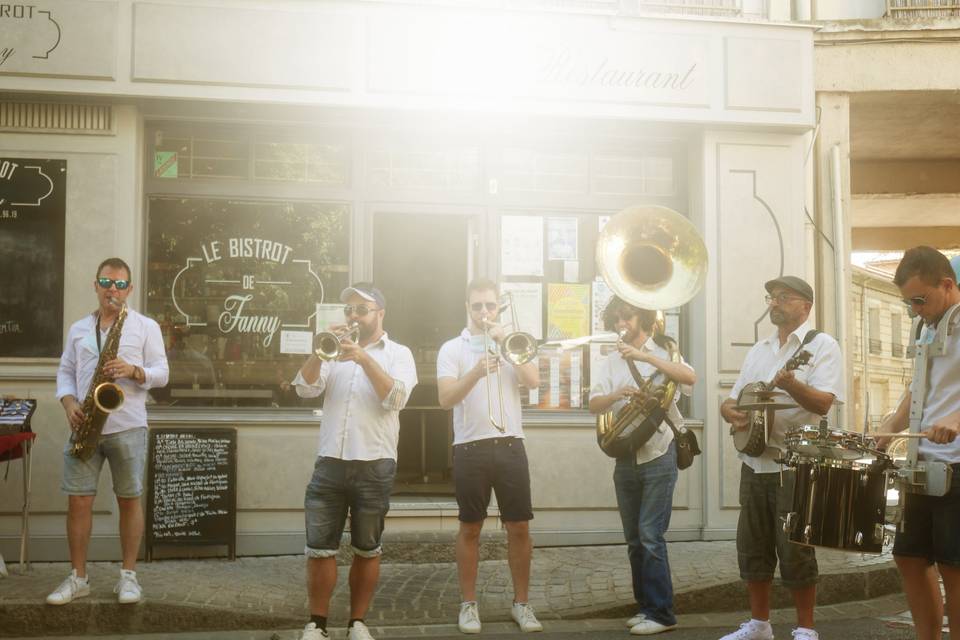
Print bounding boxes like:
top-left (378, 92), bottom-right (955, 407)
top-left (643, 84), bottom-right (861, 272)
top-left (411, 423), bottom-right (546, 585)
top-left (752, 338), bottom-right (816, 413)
top-left (1, 0), bottom-right (817, 560)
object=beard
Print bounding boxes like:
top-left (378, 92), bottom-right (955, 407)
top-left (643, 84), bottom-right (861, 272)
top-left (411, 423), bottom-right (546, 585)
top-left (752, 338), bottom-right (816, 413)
top-left (769, 309), bottom-right (786, 325)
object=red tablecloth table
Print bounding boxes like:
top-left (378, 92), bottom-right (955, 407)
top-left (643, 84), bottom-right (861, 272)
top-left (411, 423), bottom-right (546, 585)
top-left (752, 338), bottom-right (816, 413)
top-left (0, 431), bottom-right (37, 573)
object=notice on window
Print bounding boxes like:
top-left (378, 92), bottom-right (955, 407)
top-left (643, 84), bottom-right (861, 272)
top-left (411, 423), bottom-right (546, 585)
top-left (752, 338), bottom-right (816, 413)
top-left (500, 282), bottom-right (543, 340)
top-left (501, 215), bottom-right (543, 277)
top-left (315, 303), bottom-right (346, 334)
top-left (547, 217), bottom-right (578, 261)
top-left (547, 283), bottom-right (590, 340)
top-left (280, 330), bottom-right (313, 355)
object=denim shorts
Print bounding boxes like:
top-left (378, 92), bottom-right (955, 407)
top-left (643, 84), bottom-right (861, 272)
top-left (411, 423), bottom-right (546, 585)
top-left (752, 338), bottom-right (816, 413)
top-left (893, 463), bottom-right (960, 566)
top-left (61, 427), bottom-right (148, 498)
top-left (453, 436), bottom-right (533, 523)
top-left (736, 464), bottom-right (818, 588)
top-left (304, 457), bottom-right (396, 558)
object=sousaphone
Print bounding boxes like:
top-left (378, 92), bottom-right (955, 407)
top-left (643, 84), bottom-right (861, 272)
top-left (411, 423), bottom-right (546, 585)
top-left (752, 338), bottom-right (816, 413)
top-left (595, 205), bottom-right (708, 458)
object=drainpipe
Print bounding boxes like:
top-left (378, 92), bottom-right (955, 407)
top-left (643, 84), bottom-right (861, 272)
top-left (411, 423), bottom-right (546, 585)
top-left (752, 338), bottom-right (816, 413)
top-left (860, 278), bottom-right (870, 432)
top-left (831, 144), bottom-right (848, 426)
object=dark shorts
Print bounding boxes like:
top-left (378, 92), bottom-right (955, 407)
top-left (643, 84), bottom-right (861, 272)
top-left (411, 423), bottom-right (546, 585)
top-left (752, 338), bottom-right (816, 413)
top-left (453, 436), bottom-right (533, 523)
top-left (303, 457), bottom-right (396, 558)
top-left (737, 464), bottom-right (818, 588)
top-left (893, 463), bottom-right (960, 566)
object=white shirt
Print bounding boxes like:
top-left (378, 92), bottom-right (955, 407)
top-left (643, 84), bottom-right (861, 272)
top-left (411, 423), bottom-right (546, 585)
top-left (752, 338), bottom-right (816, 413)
top-left (729, 321), bottom-right (845, 474)
top-left (56, 308), bottom-right (169, 435)
top-left (294, 332), bottom-right (417, 461)
top-left (914, 308), bottom-right (960, 464)
top-left (437, 329), bottom-right (526, 445)
top-left (589, 337), bottom-right (693, 465)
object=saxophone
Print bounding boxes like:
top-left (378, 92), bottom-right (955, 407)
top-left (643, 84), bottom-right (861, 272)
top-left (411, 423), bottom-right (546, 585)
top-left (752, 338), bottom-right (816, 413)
top-left (596, 335), bottom-right (680, 459)
top-left (70, 304), bottom-right (128, 460)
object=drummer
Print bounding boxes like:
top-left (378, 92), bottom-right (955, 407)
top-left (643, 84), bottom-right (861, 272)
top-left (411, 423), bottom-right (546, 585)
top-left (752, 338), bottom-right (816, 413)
top-left (877, 246), bottom-right (960, 640)
top-left (718, 276), bottom-right (844, 640)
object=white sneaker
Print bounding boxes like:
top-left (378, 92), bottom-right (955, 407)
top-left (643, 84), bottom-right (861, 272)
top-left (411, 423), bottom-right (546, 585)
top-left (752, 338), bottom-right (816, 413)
top-left (511, 602), bottom-right (544, 633)
top-left (458, 601), bottom-right (482, 634)
top-left (718, 619), bottom-right (774, 640)
top-left (631, 619), bottom-right (678, 635)
top-left (347, 621), bottom-right (374, 640)
top-left (0, 553), bottom-right (7, 578)
top-left (114, 569), bottom-right (142, 604)
top-left (45, 570), bottom-right (90, 605)
top-left (301, 622), bottom-right (329, 639)
top-left (791, 628), bottom-right (818, 640)
top-left (626, 613), bottom-right (647, 628)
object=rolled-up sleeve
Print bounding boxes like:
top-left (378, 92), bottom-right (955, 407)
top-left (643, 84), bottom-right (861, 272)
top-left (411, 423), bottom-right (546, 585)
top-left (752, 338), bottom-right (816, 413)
top-left (141, 320), bottom-right (169, 390)
top-left (382, 346), bottom-right (418, 411)
top-left (294, 366), bottom-right (328, 399)
top-left (56, 327), bottom-right (79, 401)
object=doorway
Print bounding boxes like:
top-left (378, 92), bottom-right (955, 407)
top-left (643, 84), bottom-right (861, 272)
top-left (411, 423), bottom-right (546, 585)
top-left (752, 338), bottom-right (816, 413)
top-left (373, 211), bottom-right (472, 494)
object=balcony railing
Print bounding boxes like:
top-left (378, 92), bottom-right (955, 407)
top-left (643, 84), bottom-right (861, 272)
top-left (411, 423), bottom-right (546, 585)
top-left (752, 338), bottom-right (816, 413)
top-left (887, 0), bottom-right (960, 17)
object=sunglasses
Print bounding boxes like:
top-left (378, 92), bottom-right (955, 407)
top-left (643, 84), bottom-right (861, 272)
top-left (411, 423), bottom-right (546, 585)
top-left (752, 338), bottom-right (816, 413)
top-left (343, 304), bottom-right (379, 317)
top-left (902, 295), bottom-right (927, 307)
top-left (97, 277), bottom-right (130, 290)
top-left (471, 302), bottom-right (499, 312)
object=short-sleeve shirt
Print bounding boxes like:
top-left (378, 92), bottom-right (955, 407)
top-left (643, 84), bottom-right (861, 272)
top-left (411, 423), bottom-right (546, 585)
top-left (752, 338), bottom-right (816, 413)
top-left (437, 329), bottom-right (525, 445)
top-left (589, 337), bottom-right (693, 465)
top-left (729, 321), bottom-right (845, 474)
top-left (914, 307), bottom-right (960, 464)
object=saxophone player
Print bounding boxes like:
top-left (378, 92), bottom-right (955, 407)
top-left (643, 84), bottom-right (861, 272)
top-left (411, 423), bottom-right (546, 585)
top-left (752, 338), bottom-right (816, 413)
top-left (48, 258), bottom-right (168, 606)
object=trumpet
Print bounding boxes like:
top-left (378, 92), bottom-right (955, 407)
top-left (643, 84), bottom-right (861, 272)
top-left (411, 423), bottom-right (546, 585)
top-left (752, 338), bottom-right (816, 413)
top-left (314, 322), bottom-right (359, 361)
top-left (481, 294), bottom-right (537, 432)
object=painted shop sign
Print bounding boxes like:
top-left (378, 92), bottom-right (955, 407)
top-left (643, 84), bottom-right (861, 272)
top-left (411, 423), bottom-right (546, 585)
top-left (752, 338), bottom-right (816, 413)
top-left (0, 0), bottom-right (116, 78)
top-left (0, 157), bottom-right (66, 357)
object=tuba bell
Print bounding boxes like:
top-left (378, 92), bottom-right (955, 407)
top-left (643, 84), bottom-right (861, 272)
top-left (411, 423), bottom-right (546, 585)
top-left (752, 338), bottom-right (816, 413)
top-left (594, 205), bottom-right (708, 458)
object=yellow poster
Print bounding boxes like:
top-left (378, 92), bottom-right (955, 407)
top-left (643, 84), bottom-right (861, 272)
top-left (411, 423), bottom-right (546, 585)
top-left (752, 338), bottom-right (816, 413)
top-left (547, 283), bottom-right (590, 340)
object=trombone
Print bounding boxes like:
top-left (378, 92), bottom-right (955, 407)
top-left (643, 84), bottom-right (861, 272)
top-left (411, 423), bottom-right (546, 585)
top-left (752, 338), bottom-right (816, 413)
top-left (482, 293), bottom-right (537, 432)
top-left (314, 322), bottom-right (360, 361)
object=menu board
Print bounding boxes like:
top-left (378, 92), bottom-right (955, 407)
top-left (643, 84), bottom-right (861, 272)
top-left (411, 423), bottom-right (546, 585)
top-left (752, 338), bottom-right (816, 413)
top-left (0, 158), bottom-right (66, 357)
top-left (145, 428), bottom-right (237, 560)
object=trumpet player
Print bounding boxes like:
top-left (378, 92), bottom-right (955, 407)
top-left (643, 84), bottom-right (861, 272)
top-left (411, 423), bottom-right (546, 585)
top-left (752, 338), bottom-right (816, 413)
top-left (49, 258), bottom-right (168, 606)
top-left (293, 283), bottom-right (418, 640)
top-left (437, 278), bottom-right (541, 634)
top-left (588, 296), bottom-right (695, 636)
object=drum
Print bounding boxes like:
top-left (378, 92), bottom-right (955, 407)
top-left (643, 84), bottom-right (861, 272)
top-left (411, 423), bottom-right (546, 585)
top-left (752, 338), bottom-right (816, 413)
top-left (785, 460), bottom-right (889, 553)
top-left (784, 424), bottom-right (876, 461)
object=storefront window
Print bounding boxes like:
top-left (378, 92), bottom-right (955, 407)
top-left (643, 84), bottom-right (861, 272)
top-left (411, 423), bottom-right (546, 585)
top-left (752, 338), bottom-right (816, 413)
top-left (145, 196), bottom-right (350, 408)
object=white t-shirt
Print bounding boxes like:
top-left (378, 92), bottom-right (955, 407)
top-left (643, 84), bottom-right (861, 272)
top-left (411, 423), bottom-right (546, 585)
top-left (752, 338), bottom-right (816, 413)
top-left (436, 329), bottom-right (525, 445)
top-left (914, 307), bottom-right (960, 464)
top-left (589, 337), bottom-right (693, 465)
top-left (729, 321), bottom-right (845, 474)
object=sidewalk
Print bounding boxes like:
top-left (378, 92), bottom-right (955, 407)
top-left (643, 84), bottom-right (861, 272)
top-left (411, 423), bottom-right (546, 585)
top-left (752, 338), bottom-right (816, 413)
top-left (0, 541), bottom-right (900, 638)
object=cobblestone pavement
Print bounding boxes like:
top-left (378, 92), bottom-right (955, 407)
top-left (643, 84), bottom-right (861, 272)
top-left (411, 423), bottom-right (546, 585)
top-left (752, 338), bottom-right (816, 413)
top-left (0, 541), bottom-right (900, 636)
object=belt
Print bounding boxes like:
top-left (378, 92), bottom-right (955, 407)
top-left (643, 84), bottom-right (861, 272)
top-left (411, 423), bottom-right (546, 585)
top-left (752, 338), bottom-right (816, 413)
top-left (454, 436), bottom-right (519, 450)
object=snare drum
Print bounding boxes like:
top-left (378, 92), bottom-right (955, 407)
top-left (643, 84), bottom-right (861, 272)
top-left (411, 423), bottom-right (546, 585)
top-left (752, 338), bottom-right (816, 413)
top-left (785, 460), bottom-right (890, 553)
top-left (785, 424), bottom-right (876, 461)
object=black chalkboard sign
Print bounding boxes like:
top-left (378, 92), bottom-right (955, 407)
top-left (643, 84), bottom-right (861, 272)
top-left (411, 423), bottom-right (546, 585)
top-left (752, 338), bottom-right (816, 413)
top-left (145, 428), bottom-right (237, 561)
top-left (0, 158), bottom-right (67, 357)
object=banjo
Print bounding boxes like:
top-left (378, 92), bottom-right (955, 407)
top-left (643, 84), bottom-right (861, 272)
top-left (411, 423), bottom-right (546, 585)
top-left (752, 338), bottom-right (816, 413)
top-left (731, 349), bottom-right (813, 456)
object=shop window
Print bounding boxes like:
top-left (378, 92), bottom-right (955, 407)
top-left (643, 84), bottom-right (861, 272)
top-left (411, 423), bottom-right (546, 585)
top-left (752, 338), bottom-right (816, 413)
top-left (591, 155), bottom-right (675, 197)
top-left (501, 148), bottom-right (589, 193)
top-left (145, 196), bottom-right (350, 408)
top-left (366, 146), bottom-right (481, 190)
top-left (253, 141), bottom-right (350, 185)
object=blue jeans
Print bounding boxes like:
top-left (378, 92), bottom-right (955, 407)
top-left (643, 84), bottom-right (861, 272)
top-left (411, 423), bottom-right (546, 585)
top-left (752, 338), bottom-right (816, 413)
top-left (613, 442), bottom-right (678, 627)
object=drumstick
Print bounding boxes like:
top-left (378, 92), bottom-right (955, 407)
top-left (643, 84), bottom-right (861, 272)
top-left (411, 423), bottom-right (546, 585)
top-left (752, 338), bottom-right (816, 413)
top-left (893, 432), bottom-right (928, 439)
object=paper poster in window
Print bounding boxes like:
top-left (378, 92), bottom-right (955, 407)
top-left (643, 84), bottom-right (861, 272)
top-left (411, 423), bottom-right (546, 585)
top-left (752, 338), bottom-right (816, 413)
top-left (532, 346), bottom-right (583, 409)
top-left (546, 283), bottom-right (590, 340)
top-left (591, 279), bottom-right (615, 335)
top-left (547, 217), bottom-right (578, 261)
top-left (501, 215), bottom-right (543, 276)
top-left (500, 282), bottom-right (543, 340)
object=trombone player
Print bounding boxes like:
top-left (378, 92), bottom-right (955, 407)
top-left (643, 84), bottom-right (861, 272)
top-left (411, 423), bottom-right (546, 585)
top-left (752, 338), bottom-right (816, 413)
top-left (293, 283), bottom-right (418, 640)
top-left (437, 278), bottom-right (542, 634)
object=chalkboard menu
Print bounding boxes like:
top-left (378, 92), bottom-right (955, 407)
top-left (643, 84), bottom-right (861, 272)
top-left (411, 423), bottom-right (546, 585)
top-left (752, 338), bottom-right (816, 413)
top-left (145, 428), bottom-right (237, 560)
top-left (0, 158), bottom-right (67, 357)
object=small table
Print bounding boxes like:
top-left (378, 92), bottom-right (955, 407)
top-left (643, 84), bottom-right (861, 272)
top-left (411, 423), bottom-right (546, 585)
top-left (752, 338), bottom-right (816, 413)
top-left (0, 431), bottom-right (37, 573)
